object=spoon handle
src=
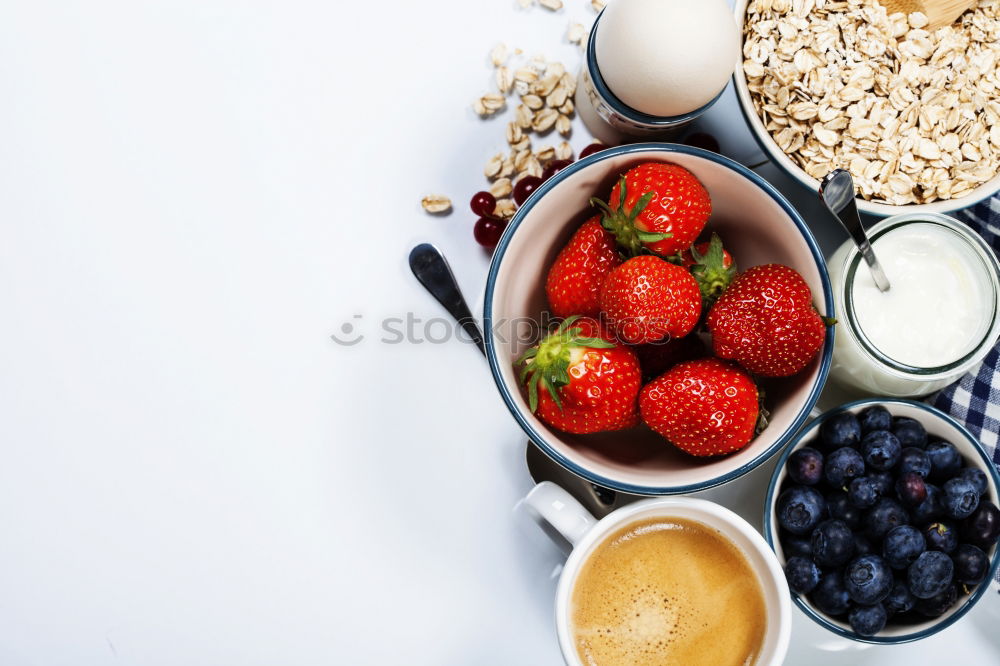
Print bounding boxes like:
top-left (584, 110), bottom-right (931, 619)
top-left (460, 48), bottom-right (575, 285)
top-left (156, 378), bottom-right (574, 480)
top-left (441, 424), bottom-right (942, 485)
top-left (819, 169), bottom-right (892, 292)
top-left (409, 243), bottom-right (486, 356)
top-left (839, 192), bottom-right (891, 290)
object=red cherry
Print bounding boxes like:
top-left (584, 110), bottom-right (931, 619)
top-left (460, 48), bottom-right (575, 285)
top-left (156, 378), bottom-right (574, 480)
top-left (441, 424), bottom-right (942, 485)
top-left (470, 191), bottom-right (497, 218)
top-left (513, 176), bottom-right (543, 205)
top-left (683, 132), bottom-right (721, 154)
top-left (541, 159), bottom-right (573, 181)
top-left (579, 143), bottom-right (606, 159)
top-left (474, 216), bottom-right (507, 249)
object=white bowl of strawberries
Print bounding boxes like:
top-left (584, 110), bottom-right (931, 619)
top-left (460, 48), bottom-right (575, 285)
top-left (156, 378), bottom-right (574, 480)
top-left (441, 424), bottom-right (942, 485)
top-left (484, 143), bottom-right (835, 495)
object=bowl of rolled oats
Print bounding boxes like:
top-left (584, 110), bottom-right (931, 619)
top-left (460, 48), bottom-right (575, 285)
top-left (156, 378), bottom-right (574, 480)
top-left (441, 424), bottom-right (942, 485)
top-left (734, 0), bottom-right (1000, 215)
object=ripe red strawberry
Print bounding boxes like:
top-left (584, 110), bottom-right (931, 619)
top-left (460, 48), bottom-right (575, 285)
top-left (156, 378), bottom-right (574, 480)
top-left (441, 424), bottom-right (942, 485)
top-left (545, 215), bottom-right (623, 318)
top-left (591, 162), bottom-right (711, 257)
top-left (680, 233), bottom-right (737, 307)
top-left (633, 335), bottom-right (707, 383)
top-left (598, 255), bottom-right (702, 344)
top-left (515, 316), bottom-right (641, 434)
top-left (640, 358), bottom-right (759, 457)
top-left (706, 264), bottom-right (827, 377)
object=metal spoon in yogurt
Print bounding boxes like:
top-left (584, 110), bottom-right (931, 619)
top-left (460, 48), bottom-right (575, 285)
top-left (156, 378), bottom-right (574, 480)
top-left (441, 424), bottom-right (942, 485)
top-left (820, 169), bottom-right (892, 293)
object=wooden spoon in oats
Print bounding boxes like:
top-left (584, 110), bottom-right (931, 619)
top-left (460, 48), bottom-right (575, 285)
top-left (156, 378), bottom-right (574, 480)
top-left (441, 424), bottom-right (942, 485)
top-left (879, 0), bottom-right (976, 31)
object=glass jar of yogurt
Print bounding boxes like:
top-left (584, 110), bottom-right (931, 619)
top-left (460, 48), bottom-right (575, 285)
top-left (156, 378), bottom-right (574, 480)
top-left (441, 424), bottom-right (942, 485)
top-left (828, 213), bottom-right (1000, 398)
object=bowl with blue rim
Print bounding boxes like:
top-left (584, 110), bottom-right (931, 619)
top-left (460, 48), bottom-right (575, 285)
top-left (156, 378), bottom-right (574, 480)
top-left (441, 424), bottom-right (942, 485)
top-left (484, 142), bottom-right (835, 495)
top-left (765, 398), bottom-right (1000, 643)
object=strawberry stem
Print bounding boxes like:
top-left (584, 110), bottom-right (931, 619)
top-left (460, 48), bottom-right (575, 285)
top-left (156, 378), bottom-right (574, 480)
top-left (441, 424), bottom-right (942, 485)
top-left (688, 233), bottom-right (736, 308)
top-left (514, 315), bottom-right (615, 413)
top-left (591, 175), bottom-right (670, 257)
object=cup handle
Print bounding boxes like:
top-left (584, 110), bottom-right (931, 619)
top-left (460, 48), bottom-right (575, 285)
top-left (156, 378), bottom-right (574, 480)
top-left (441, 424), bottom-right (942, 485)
top-left (524, 481), bottom-right (599, 548)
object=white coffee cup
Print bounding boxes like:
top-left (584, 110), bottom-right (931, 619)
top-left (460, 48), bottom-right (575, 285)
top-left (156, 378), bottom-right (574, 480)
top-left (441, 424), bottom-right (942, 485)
top-left (524, 481), bottom-right (791, 665)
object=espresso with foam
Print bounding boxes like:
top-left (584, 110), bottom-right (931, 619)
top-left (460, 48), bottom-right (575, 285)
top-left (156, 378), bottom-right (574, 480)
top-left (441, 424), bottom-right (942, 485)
top-left (570, 517), bottom-right (766, 666)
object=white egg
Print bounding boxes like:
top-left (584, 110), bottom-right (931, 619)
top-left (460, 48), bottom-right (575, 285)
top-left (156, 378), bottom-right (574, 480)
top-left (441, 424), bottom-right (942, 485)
top-left (595, 0), bottom-right (740, 117)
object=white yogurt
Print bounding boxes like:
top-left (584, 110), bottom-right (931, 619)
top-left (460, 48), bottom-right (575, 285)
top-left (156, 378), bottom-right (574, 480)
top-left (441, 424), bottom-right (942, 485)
top-left (828, 214), bottom-right (1000, 398)
top-left (851, 224), bottom-right (989, 367)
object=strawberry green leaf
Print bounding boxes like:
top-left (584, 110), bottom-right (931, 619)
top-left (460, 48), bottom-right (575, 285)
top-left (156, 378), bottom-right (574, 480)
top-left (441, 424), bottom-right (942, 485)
top-left (572, 337), bottom-right (615, 349)
top-left (590, 176), bottom-right (671, 258)
top-left (542, 375), bottom-right (562, 410)
top-left (688, 233), bottom-right (737, 309)
top-left (637, 231), bottom-right (669, 243)
top-left (528, 374), bottom-right (539, 413)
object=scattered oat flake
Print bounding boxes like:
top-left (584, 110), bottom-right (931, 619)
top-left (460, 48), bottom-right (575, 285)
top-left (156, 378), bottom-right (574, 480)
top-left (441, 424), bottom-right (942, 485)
top-left (522, 94), bottom-right (544, 111)
top-left (567, 22), bottom-right (586, 44)
top-left (490, 178), bottom-right (513, 198)
top-left (556, 141), bottom-right (573, 160)
top-left (484, 153), bottom-right (504, 179)
top-left (496, 66), bottom-right (513, 94)
top-left (539, 0), bottom-right (562, 9)
top-left (532, 108), bottom-right (559, 132)
top-left (494, 199), bottom-right (517, 219)
top-left (536, 144), bottom-right (555, 163)
top-left (591, 0), bottom-right (606, 11)
top-left (556, 114), bottom-right (572, 136)
top-left (477, 93), bottom-right (505, 115)
top-left (518, 0), bottom-right (532, 7)
top-left (490, 43), bottom-right (508, 67)
top-left (421, 195), bottom-right (451, 214)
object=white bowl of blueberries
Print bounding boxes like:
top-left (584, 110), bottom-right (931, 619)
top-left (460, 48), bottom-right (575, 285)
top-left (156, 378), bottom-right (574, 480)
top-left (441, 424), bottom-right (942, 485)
top-left (764, 398), bottom-right (1000, 643)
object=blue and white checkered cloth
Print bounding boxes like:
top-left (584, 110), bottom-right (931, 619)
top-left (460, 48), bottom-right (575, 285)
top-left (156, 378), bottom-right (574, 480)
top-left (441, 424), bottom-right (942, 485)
top-left (923, 199), bottom-right (1000, 586)
top-left (927, 199), bottom-right (1000, 473)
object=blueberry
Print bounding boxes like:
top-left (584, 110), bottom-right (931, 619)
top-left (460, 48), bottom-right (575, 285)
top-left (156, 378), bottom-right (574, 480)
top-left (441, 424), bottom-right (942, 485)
top-left (883, 525), bottom-right (926, 569)
top-left (844, 555), bottom-right (893, 605)
top-left (923, 521), bottom-right (959, 553)
top-left (861, 431), bottom-right (901, 471)
top-left (781, 530), bottom-right (813, 558)
top-left (810, 570), bottom-right (851, 617)
top-left (896, 471), bottom-right (928, 507)
top-left (961, 500), bottom-right (1000, 548)
top-left (892, 417), bottom-right (928, 449)
top-left (787, 447), bottom-right (824, 486)
top-left (854, 533), bottom-right (875, 557)
top-left (884, 579), bottom-right (916, 615)
top-left (868, 471), bottom-right (895, 497)
top-left (942, 477), bottom-right (980, 520)
top-left (911, 484), bottom-right (944, 524)
top-left (908, 550), bottom-right (954, 599)
top-left (952, 543), bottom-right (989, 585)
top-left (926, 440), bottom-right (962, 482)
top-left (820, 412), bottom-right (862, 450)
top-left (898, 447), bottom-right (932, 478)
top-left (825, 447), bottom-right (866, 488)
top-left (848, 477), bottom-right (880, 509)
top-left (956, 467), bottom-right (989, 496)
top-left (865, 498), bottom-right (909, 541)
top-left (785, 556), bottom-right (822, 594)
top-left (812, 519), bottom-right (856, 567)
top-left (827, 491), bottom-right (862, 529)
top-left (858, 405), bottom-right (892, 434)
top-left (913, 584), bottom-right (958, 618)
top-left (849, 603), bottom-right (887, 637)
top-left (777, 486), bottom-right (827, 535)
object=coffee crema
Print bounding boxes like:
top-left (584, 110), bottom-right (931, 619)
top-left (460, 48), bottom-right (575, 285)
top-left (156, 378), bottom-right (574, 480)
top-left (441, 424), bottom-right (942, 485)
top-left (570, 516), bottom-right (767, 666)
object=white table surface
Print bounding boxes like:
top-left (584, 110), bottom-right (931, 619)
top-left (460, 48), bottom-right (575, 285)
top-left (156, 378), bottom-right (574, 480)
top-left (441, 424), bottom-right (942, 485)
top-left (0, 1), bottom-right (997, 664)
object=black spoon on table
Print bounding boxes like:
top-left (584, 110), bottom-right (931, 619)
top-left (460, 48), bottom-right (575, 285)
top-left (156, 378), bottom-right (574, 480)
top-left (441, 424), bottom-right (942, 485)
top-left (408, 242), bottom-right (617, 508)
top-left (408, 243), bottom-right (485, 355)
